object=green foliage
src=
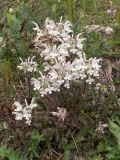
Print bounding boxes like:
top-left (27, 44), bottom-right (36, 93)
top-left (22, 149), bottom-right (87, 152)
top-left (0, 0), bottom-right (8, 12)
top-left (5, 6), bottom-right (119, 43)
top-left (59, 136), bottom-right (75, 160)
top-left (23, 131), bottom-right (45, 159)
top-left (0, 145), bottom-right (21, 160)
top-left (7, 13), bottom-right (20, 33)
top-left (97, 121), bottom-right (120, 160)
top-left (109, 121), bottom-right (120, 149)
top-left (115, 9), bottom-right (120, 26)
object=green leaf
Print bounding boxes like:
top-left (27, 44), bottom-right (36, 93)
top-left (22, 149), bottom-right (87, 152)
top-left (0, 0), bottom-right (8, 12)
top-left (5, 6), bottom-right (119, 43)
top-left (64, 150), bottom-right (70, 160)
top-left (109, 121), bottom-right (120, 149)
top-left (92, 155), bottom-right (103, 160)
top-left (115, 9), bottom-right (120, 26)
top-left (6, 13), bottom-right (20, 32)
top-left (97, 141), bottom-right (107, 152)
top-left (0, 145), bottom-right (9, 157)
top-left (0, 145), bottom-right (21, 160)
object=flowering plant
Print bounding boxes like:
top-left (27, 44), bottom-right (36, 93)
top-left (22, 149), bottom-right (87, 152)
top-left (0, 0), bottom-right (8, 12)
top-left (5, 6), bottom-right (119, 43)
top-left (13, 18), bottom-right (102, 125)
top-left (0, 1), bottom-right (119, 159)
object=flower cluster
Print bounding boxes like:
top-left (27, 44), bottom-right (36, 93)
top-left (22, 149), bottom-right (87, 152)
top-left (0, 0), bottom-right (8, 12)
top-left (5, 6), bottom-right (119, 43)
top-left (31, 18), bottom-right (102, 96)
top-left (17, 56), bottom-right (38, 73)
top-left (12, 98), bottom-right (37, 125)
top-left (14, 18), bottom-right (103, 124)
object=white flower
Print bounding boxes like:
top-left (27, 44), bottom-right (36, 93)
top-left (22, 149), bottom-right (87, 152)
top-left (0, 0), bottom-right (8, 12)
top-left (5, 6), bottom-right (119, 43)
top-left (30, 97), bottom-right (37, 108)
top-left (32, 21), bottom-right (41, 32)
top-left (70, 48), bottom-right (77, 54)
top-left (13, 112), bottom-right (23, 120)
top-left (95, 83), bottom-right (101, 90)
top-left (48, 69), bottom-right (58, 80)
top-left (31, 78), bottom-right (41, 90)
top-left (45, 18), bottom-right (56, 31)
top-left (25, 98), bottom-right (37, 109)
top-left (13, 101), bottom-right (22, 111)
top-left (45, 85), bottom-right (54, 94)
top-left (91, 57), bottom-right (101, 70)
top-left (64, 81), bottom-right (70, 89)
top-left (32, 21), bottom-right (44, 41)
top-left (63, 20), bottom-right (73, 33)
top-left (86, 77), bottom-right (94, 84)
top-left (76, 34), bottom-right (85, 49)
top-left (51, 107), bottom-right (67, 121)
top-left (22, 107), bottom-right (32, 119)
top-left (18, 56), bottom-right (38, 73)
top-left (26, 119), bottom-right (32, 125)
top-left (12, 98), bottom-right (37, 125)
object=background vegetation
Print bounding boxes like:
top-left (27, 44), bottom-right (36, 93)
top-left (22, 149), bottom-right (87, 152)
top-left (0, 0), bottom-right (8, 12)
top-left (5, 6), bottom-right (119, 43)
top-left (0, 0), bottom-right (120, 159)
